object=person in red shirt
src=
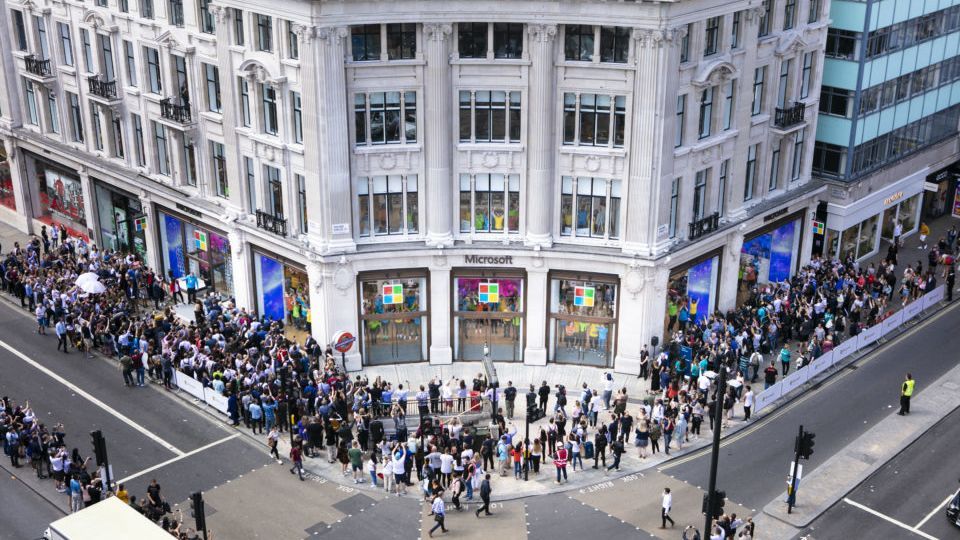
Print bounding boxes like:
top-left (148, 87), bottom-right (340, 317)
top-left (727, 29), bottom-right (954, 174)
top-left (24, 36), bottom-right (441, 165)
top-left (554, 445), bottom-right (568, 484)
top-left (289, 444), bottom-right (304, 481)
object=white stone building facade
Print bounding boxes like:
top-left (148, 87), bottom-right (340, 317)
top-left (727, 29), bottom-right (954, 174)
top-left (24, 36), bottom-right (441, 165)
top-left (0, 0), bottom-right (829, 372)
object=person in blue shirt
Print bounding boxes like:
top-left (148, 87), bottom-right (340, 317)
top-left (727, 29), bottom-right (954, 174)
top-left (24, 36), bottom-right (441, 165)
top-left (262, 398), bottom-right (278, 431)
top-left (185, 272), bottom-right (198, 303)
top-left (249, 400), bottom-right (264, 434)
top-left (55, 319), bottom-right (69, 353)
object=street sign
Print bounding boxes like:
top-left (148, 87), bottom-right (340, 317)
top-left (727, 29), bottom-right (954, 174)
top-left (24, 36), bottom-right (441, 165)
top-left (332, 331), bottom-right (355, 353)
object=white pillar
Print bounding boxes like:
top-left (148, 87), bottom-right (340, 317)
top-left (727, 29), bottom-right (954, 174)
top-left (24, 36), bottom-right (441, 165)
top-left (524, 24), bottom-right (557, 247)
top-left (2, 139), bottom-right (31, 232)
top-left (523, 267), bottom-right (548, 365)
top-left (316, 27), bottom-right (354, 252)
top-left (429, 263), bottom-right (453, 365)
top-left (77, 168), bottom-right (96, 241)
top-left (717, 230), bottom-right (744, 313)
top-left (139, 194), bottom-right (161, 271)
top-left (319, 261), bottom-right (361, 371)
top-left (423, 24), bottom-right (454, 247)
top-left (228, 228), bottom-right (253, 310)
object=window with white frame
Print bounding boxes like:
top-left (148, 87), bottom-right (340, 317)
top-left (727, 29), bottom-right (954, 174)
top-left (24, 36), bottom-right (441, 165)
top-left (48, 94), bottom-right (60, 134)
top-left (296, 173), bottom-right (307, 233)
top-left (265, 165), bottom-right (283, 217)
top-left (356, 175), bottom-right (419, 237)
top-left (791, 129), bottom-right (804, 181)
top-left (752, 66), bottom-right (765, 116)
top-left (758, 0), bottom-right (772, 37)
top-left (91, 104), bottom-right (103, 150)
top-left (244, 157), bottom-right (256, 211)
top-left (562, 93), bottom-right (626, 148)
top-left (291, 91), bottom-right (303, 143)
top-left (693, 169), bottom-right (708, 221)
top-left (769, 146), bottom-right (781, 190)
top-left (211, 141), bottom-right (228, 197)
top-left (722, 80), bottom-right (735, 130)
top-left (183, 139), bottom-right (196, 186)
top-left (744, 143), bottom-right (758, 200)
top-left (111, 115), bottom-right (124, 158)
top-left (718, 159), bottom-right (728, 216)
top-left (668, 177), bottom-right (679, 238)
top-left (234, 9), bottom-right (245, 46)
top-left (354, 91), bottom-right (417, 146)
top-left (144, 47), bottom-right (161, 94)
top-left (97, 34), bottom-right (116, 82)
top-left (563, 25), bottom-right (629, 63)
top-left (260, 83), bottom-right (278, 135)
top-left (777, 60), bottom-right (791, 109)
top-left (731, 11), bottom-right (742, 49)
top-left (351, 24), bottom-right (381, 61)
top-left (152, 121), bottom-right (170, 176)
top-left (560, 176), bottom-right (621, 239)
top-left (132, 113), bottom-right (145, 166)
top-left (24, 80), bottom-right (39, 126)
top-left (459, 173), bottom-right (520, 234)
top-left (784, 0), bottom-right (797, 30)
top-left (286, 21), bottom-right (299, 60)
top-left (140, 0), bottom-right (154, 19)
top-left (58, 23), bottom-right (74, 67)
top-left (704, 17), bottom-right (721, 57)
top-left (204, 63), bottom-right (221, 113)
top-left (81, 29), bottom-right (93, 73)
top-left (35, 16), bottom-right (49, 60)
top-left (459, 90), bottom-right (521, 143)
top-left (675, 94), bottom-right (686, 147)
top-left (256, 14), bottom-right (272, 52)
top-left (67, 92), bottom-right (83, 143)
top-left (800, 52), bottom-right (813, 99)
top-left (238, 78), bottom-right (251, 127)
top-left (698, 86), bottom-right (714, 139)
top-left (123, 40), bottom-right (136, 87)
top-left (12, 10), bottom-right (27, 51)
top-left (199, 0), bottom-right (215, 34)
top-left (457, 23), bottom-right (524, 59)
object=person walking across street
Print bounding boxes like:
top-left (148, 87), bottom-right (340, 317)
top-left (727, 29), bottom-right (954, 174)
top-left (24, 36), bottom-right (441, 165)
top-left (475, 474), bottom-right (493, 517)
top-left (289, 443), bottom-right (304, 480)
top-left (428, 490), bottom-right (448, 537)
top-left (661, 487), bottom-right (675, 528)
top-left (898, 373), bottom-right (915, 415)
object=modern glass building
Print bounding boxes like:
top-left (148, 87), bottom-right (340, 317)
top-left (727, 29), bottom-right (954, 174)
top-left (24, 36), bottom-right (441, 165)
top-left (814, 0), bottom-right (960, 262)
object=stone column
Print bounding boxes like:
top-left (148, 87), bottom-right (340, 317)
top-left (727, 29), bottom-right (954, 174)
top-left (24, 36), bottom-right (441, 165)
top-left (423, 24), bottom-right (454, 247)
top-left (717, 230), bottom-right (744, 313)
top-left (524, 24), bottom-right (557, 247)
top-left (212, 5), bottom-right (244, 213)
top-left (138, 193), bottom-right (162, 270)
top-left (295, 25), bottom-right (324, 247)
top-left (622, 28), bottom-right (678, 256)
top-left (227, 227), bottom-right (253, 309)
top-left (77, 168), bottom-right (97, 241)
top-left (523, 266), bottom-right (548, 365)
top-left (2, 139), bottom-right (31, 232)
top-left (429, 260), bottom-right (453, 365)
top-left (316, 27), bottom-right (355, 252)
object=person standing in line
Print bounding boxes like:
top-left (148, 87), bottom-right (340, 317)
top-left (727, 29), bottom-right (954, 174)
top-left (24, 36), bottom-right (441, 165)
top-left (898, 373), bottom-right (915, 415)
top-left (763, 361), bottom-right (778, 390)
top-left (661, 487), bottom-right (675, 528)
top-left (55, 318), bottom-right (69, 353)
top-left (289, 443), bottom-right (304, 480)
top-left (947, 262), bottom-right (956, 302)
top-left (348, 441), bottom-right (364, 484)
top-left (185, 271), bottom-right (198, 303)
top-left (779, 346), bottom-right (791, 376)
top-left (267, 426), bottom-right (281, 463)
top-left (742, 386), bottom-right (754, 421)
top-left (475, 473), bottom-right (492, 517)
top-left (554, 443), bottom-right (569, 484)
top-left (427, 490), bottom-right (448, 537)
top-left (893, 220), bottom-right (903, 247)
top-left (68, 473), bottom-right (83, 513)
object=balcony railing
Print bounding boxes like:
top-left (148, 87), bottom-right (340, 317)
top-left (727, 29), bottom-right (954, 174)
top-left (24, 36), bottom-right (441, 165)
top-left (774, 102), bottom-right (805, 129)
top-left (87, 77), bottom-right (118, 99)
top-left (160, 98), bottom-right (192, 123)
top-left (688, 212), bottom-right (720, 241)
top-left (25, 55), bottom-right (51, 77)
top-left (256, 210), bottom-right (287, 237)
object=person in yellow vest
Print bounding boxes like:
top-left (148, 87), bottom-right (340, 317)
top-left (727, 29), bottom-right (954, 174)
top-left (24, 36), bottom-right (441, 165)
top-left (898, 373), bottom-right (915, 415)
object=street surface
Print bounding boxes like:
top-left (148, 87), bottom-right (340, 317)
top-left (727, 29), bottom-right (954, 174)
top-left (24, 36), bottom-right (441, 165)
top-left (1, 287), bottom-right (959, 538)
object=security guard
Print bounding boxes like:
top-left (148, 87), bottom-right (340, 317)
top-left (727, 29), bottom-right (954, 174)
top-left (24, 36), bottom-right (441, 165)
top-left (898, 373), bottom-right (915, 415)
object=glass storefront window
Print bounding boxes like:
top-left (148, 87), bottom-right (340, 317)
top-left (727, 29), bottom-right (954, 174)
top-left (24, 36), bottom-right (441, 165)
top-left (665, 256), bottom-right (718, 336)
top-left (0, 146), bottom-right (15, 210)
top-left (840, 224), bottom-right (858, 260)
top-left (94, 184), bottom-right (147, 260)
top-left (549, 276), bottom-right (618, 367)
top-left (454, 274), bottom-right (525, 362)
top-left (857, 214), bottom-right (879, 257)
top-left (37, 167), bottom-right (87, 237)
top-left (254, 252), bottom-right (310, 337)
top-left (158, 210), bottom-right (233, 296)
top-left (738, 218), bottom-right (801, 303)
top-left (359, 274), bottom-right (428, 365)
top-left (899, 194), bottom-right (919, 232)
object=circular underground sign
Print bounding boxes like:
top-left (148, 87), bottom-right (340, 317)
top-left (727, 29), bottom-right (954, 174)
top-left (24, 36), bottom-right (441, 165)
top-left (332, 331), bottom-right (356, 353)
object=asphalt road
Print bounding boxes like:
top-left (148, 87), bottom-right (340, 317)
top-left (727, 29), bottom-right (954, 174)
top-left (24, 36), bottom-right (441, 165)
top-left (799, 406), bottom-right (960, 540)
top-left (0, 473), bottom-right (65, 540)
top-left (660, 301), bottom-right (960, 510)
top-left (0, 298), bottom-right (272, 532)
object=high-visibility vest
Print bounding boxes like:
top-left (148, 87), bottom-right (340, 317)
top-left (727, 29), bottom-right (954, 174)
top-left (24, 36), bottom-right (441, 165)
top-left (902, 379), bottom-right (915, 397)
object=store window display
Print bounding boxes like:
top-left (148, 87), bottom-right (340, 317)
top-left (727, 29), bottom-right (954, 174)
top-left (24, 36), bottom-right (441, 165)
top-left (359, 274), bottom-right (428, 365)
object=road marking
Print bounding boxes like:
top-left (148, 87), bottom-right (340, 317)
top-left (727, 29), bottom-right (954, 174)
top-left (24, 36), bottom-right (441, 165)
top-left (661, 302), bottom-right (959, 470)
top-left (915, 492), bottom-right (954, 529)
top-left (843, 498), bottom-right (937, 540)
top-left (0, 338), bottom-right (185, 456)
top-left (115, 433), bottom-right (240, 484)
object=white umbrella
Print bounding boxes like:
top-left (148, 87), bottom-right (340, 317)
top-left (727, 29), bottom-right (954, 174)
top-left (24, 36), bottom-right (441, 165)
top-left (79, 281), bottom-right (107, 294)
top-left (76, 272), bottom-right (100, 286)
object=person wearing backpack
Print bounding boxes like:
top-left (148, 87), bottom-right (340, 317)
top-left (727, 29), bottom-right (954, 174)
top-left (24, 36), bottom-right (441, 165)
top-left (606, 435), bottom-right (624, 472)
top-left (649, 421), bottom-right (662, 454)
top-left (554, 385), bottom-right (567, 415)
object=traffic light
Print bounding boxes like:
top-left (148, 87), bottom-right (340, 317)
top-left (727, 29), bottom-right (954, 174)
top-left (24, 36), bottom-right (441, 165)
top-left (190, 492), bottom-right (206, 531)
top-left (798, 431), bottom-right (816, 459)
top-left (90, 430), bottom-right (106, 466)
top-left (701, 490), bottom-right (726, 518)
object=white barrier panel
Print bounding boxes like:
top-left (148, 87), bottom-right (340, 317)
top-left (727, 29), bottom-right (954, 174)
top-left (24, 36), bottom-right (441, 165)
top-left (923, 285), bottom-right (945, 309)
top-left (807, 350), bottom-right (834, 379)
top-left (753, 382), bottom-right (783, 415)
top-left (857, 324), bottom-right (883, 349)
top-left (779, 368), bottom-right (810, 397)
top-left (881, 310), bottom-right (903, 337)
top-left (175, 371), bottom-right (205, 400)
top-left (832, 337), bottom-right (858, 364)
top-left (903, 298), bottom-right (924, 320)
top-left (203, 388), bottom-right (230, 415)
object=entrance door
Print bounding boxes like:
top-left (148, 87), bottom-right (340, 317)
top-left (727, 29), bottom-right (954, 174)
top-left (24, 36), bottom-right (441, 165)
top-left (363, 317), bottom-right (424, 364)
top-left (457, 316), bottom-right (521, 361)
top-left (552, 319), bottom-right (612, 366)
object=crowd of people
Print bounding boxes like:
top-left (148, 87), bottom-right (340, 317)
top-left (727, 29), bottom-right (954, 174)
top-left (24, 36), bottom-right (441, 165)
top-left (0, 395), bottom-right (206, 539)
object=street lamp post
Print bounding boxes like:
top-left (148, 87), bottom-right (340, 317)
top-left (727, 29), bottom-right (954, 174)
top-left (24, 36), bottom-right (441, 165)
top-left (704, 366), bottom-right (728, 537)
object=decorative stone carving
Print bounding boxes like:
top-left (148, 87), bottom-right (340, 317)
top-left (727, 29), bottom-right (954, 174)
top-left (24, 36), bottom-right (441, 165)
top-left (378, 153), bottom-right (397, 170)
top-left (317, 26), bottom-right (348, 46)
top-left (481, 152), bottom-right (499, 169)
top-left (208, 4), bottom-right (228, 24)
top-left (584, 155), bottom-right (601, 173)
top-left (432, 252), bottom-right (448, 268)
top-left (746, 3), bottom-right (768, 22)
top-left (527, 24), bottom-right (557, 43)
top-left (691, 60), bottom-right (738, 89)
top-left (775, 31), bottom-right (809, 57)
top-left (423, 23), bottom-right (452, 42)
top-left (333, 264), bottom-right (353, 292)
top-left (633, 28), bottom-right (668, 49)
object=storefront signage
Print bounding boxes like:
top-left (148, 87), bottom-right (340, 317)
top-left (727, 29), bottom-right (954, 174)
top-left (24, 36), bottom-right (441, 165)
top-left (134, 217), bottom-right (147, 232)
top-left (924, 182), bottom-right (940, 192)
top-left (332, 223), bottom-right (350, 235)
top-left (883, 191), bottom-right (904, 206)
top-left (332, 331), bottom-right (356, 353)
top-left (763, 208), bottom-right (789, 222)
top-left (464, 255), bottom-right (514, 265)
top-left (175, 203), bottom-right (203, 217)
top-left (574, 286), bottom-right (595, 307)
top-left (194, 230), bottom-right (208, 251)
top-left (478, 282), bottom-right (499, 303)
top-left (381, 283), bottom-right (403, 304)
top-left (811, 220), bottom-right (825, 235)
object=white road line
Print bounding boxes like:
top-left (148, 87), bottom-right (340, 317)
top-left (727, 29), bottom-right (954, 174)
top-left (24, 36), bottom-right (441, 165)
top-left (843, 497), bottom-right (937, 540)
top-left (915, 493), bottom-right (954, 529)
top-left (115, 433), bottom-right (240, 484)
top-left (0, 338), bottom-right (185, 456)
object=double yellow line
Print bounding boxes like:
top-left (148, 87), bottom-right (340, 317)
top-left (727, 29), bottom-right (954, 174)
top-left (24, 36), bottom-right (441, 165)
top-left (659, 300), bottom-right (959, 470)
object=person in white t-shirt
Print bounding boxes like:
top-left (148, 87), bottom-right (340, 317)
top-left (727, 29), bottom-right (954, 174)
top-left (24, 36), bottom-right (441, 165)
top-left (742, 386), bottom-right (755, 421)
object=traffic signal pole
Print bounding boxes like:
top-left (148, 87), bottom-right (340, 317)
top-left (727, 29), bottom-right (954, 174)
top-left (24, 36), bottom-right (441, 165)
top-left (704, 367), bottom-right (727, 537)
top-left (90, 430), bottom-right (113, 493)
top-left (789, 425), bottom-right (804, 514)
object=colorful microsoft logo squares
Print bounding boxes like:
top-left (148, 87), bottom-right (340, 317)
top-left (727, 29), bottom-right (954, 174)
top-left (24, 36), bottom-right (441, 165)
top-left (812, 220), bottom-right (825, 235)
top-left (574, 286), bottom-right (595, 307)
top-left (194, 230), bottom-right (207, 251)
top-left (382, 283), bottom-right (403, 304)
top-left (479, 282), bottom-right (499, 303)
